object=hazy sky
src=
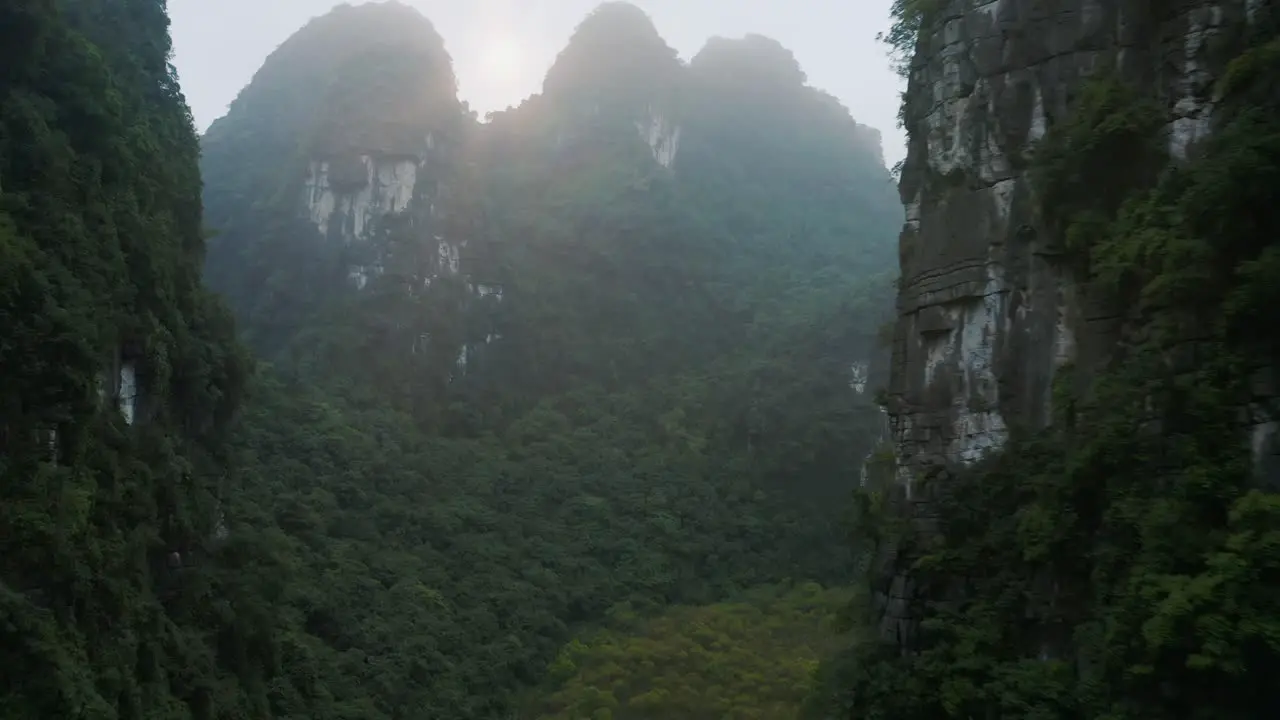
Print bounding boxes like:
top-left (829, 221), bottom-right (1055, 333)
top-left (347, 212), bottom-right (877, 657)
top-left (168, 0), bottom-right (906, 167)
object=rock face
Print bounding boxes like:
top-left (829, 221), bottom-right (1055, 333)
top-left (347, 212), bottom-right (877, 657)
top-left (883, 0), bottom-right (1267, 637)
top-left (887, 0), bottom-right (1259, 486)
top-left (634, 108), bottom-right (681, 168)
top-left (298, 145), bottom-right (472, 290)
top-left (303, 154), bottom-right (422, 242)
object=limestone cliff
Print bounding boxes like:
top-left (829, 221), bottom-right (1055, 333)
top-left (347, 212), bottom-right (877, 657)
top-left (888, 0), bottom-right (1267, 486)
top-left (199, 1), bottom-right (472, 355)
top-left (539, 1), bottom-right (685, 169)
top-left (882, 0), bottom-right (1275, 639)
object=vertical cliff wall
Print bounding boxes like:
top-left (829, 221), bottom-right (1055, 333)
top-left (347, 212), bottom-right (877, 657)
top-left (888, 0), bottom-right (1261, 486)
top-left (882, 0), bottom-right (1272, 639)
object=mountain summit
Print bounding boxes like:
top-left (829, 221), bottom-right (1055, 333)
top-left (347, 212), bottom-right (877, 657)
top-left (190, 3), bottom-right (902, 716)
top-left (543, 2), bottom-right (682, 108)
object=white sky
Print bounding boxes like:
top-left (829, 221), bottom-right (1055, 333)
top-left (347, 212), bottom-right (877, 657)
top-left (168, 0), bottom-right (906, 167)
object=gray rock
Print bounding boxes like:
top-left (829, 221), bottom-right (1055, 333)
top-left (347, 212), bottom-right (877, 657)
top-left (878, 0), bottom-right (1265, 644)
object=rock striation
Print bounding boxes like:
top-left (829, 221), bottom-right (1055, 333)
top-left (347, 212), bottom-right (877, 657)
top-left (882, 0), bottom-right (1273, 639)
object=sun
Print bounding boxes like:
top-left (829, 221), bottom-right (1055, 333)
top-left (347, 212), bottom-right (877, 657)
top-left (478, 36), bottom-right (522, 85)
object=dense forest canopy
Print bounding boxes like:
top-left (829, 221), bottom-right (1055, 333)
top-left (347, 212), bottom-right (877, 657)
top-left (525, 582), bottom-right (851, 719)
top-left (0, 0), bottom-right (253, 716)
top-left (8, 1), bottom-right (1275, 719)
top-left (186, 0), bottom-right (899, 718)
top-left (7, 1), bottom-right (911, 717)
top-left (541, 1), bottom-right (683, 113)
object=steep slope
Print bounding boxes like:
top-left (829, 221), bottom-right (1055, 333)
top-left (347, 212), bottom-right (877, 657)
top-left (201, 0), bottom-right (464, 356)
top-left (0, 1), bottom-right (253, 716)
top-left (811, 2), bottom-right (1280, 718)
top-left (197, 2), bottom-right (901, 718)
top-left (542, 0), bottom-right (684, 159)
top-left (680, 33), bottom-right (898, 345)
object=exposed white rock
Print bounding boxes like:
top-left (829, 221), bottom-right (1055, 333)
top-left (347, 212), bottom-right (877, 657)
top-left (859, 408), bottom-right (893, 488)
top-left (1252, 418), bottom-right (1275, 460)
top-left (437, 237), bottom-right (460, 275)
top-left (635, 107), bottom-right (681, 168)
top-left (976, 114), bottom-right (1015, 184)
top-left (1250, 395), bottom-right (1278, 482)
top-left (975, 0), bottom-right (1002, 22)
top-left (850, 361), bottom-right (870, 394)
top-left (304, 163), bottom-right (337, 236)
top-left (922, 332), bottom-right (950, 389)
top-left (904, 194), bottom-right (923, 232)
top-left (119, 361), bottom-right (137, 425)
top-left (1051, 300), bottom-right (1076, 370)
top-left (918, 262), bottom-right (1009, 464)
top-left (475, 283), bottom-right (503, 300)
top-left (1027, 83), bottom-right (1047, 143)
top-left (895, 432), bottom-right (917, 500)
top-left (1168, 6), bottom-right (1221, 159)
top-left (949, 265), bottom-right (1008, 463)
top-left (923, 32), bottom-right (971, 177)
top-left (989, 179), bottom-right (1016, 223)
top-left (348, 263), bottom-right (385, 289)
top-left (303, 155), bottom-right (418, 241)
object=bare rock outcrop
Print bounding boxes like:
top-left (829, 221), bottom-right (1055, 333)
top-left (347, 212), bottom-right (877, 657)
top-left (881, 0), bottom-right (1267, 641)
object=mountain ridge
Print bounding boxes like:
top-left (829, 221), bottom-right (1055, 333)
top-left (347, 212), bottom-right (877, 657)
top-left (189, 2), bottom-right (903, 717)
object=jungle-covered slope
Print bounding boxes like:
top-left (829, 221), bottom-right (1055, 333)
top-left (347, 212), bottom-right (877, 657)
top-left (0, 0), bottom-right (254, 716)
top-left (196, 2), bottom-right (902, 718)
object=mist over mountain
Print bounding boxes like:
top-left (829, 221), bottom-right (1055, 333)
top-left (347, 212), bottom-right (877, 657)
top-left (0, 0), bottom-right (901, 717)
top-left (7, 1), bottom-right (1280, 719)
top-left (193, 1), bottom-right (900, 716)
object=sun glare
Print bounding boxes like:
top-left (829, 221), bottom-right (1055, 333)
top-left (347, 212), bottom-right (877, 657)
top-left (479, 37), bottom-right (522, 84)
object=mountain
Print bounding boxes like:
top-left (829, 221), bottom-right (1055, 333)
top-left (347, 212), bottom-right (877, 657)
top-left (23, 1), bottom-right (1278, 719)
top-left (192, 1), bottom-right (902, 717)
top-left (810, 1), bottom-right (1280, 718)
top-left (200, 0), bottom-right (464, 355)
top-left (0, 0), bottom-right (253, 716)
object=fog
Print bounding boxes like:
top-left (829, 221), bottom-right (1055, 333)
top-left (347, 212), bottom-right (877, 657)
top-left (169, 0), bottom-right (907, 166)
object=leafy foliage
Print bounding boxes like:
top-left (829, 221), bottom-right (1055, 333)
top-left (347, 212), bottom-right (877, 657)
top-left (214, 367), bottom-right (874, 718)
top-left (815, 22), bottom-right (1280, 720)
top-left (191, 3), bottom-right (901, 719)
top-left (541, 1), bottom-right (683, 115)
top-left (199, 2), bottom-right (464, 354)
top-left (0, 0), bottom-right (254, 716)
top-left (526, 583), bottom-right (851, 720)
top-left (879, 0), bottom-right (947, 82)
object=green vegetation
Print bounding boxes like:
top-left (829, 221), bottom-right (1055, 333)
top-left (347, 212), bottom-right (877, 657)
top-left (542, 1), bottom-right (683, 114)
top-left (26, 2), bottom-right (1280, 719)
top-left (814, 21), bottom-right (1280, 720)
top-left (189, 3), bottom-right (899, 719)
top-left (526, 583), bottom-right (851, 720)
top-left (0, 0), bottom-right (254, 716)
top-left (878, 0), bottom-right (945, 78)
top-left (199, 2), bottom-right (466, 353)
top-left (216, 371), bottom-right (871, 718)
top-left (0, 1), bottom-right (894, 716)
